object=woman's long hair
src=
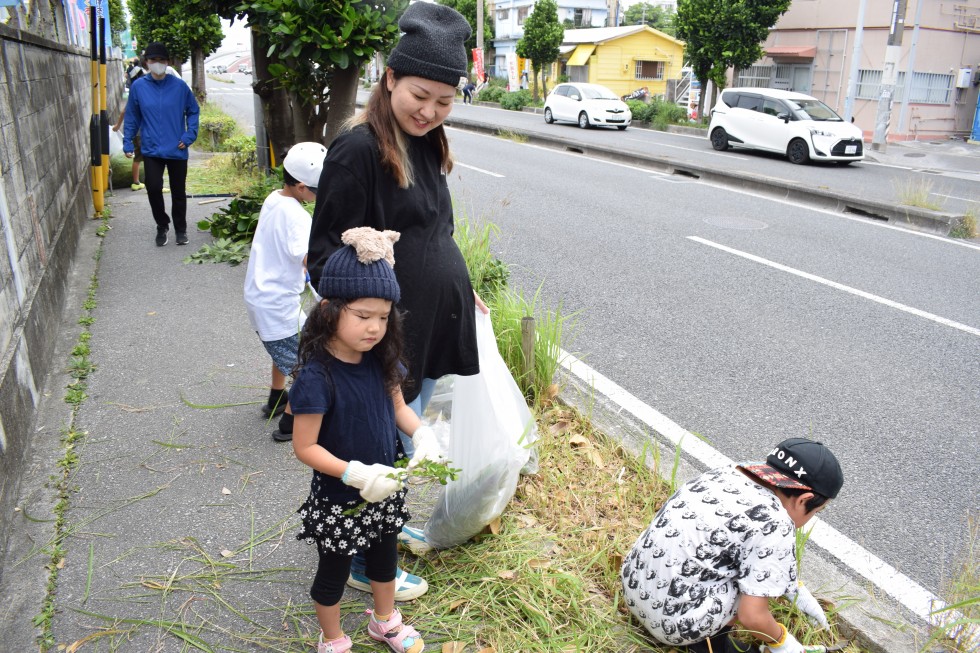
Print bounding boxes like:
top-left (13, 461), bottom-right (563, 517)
top-left (346, 69), bottom-right (454, 189)
top-left (295, 298), bottom-right (407, 395)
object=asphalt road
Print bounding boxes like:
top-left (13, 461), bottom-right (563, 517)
top-left (203, 76), bottom-right (980, 597)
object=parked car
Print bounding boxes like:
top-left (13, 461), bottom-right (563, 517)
top-left (238, 64), bottom-right (251, 75)
top-left (708, 87), bottom-right (864, 165)
top-left (544, 83), bottom-right (632, 130)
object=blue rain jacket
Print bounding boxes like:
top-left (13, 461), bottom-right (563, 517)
top-left (123, 73), bottom-right (199, 160)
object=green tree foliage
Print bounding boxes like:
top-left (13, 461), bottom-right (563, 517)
top-left (107, 0), bottom-right (127, 48)
top-left (675, 0), bottom-right (790, 120)
top-left (126, 0), bottom-right (224, 100)
top-left (237, 0), bottom-right (407, 147)
top-left (437, 0), bottom-right (495, 60)
top-left (516, 0), bottom-right (563, 102)
top-left (623, 2), bottom-right (675, 36)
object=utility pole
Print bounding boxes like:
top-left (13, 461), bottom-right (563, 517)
top-left (871, 0), bottom-right (908, 152)
top-left (843, 0), bottom-right (867, 123)
top-left (477, 0), bottom-right (484, 51)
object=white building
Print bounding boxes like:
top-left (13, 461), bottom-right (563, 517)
top-left (493, 0), bottom-right (610, 75)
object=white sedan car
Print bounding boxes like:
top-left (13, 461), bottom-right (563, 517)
top-left (544, 83), bottom-right (632, 130)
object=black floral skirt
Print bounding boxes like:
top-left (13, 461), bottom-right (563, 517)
top-left (296, 489), bottom-right (411, 556)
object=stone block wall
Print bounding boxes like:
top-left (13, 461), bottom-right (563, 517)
top-left (0, 18), bottom-right (124, 574)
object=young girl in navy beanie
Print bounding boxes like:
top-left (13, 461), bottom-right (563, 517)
top-left (292, 228), bottom-right (442, 653)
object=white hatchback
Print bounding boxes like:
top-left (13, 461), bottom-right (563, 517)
top-left (544, 83), bottom-right (632, 130)
top-left (708, 88), bottom-right (864, 165)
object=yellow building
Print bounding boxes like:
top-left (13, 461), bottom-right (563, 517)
top-left (558, 25), bottom-right (685, 99)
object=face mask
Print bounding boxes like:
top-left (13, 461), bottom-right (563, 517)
top-left (148, 62), bottom-right (167, 76)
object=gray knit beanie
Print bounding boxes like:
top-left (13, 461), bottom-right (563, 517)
top-left (318, 228), bottom-right (401, 303)
top-left (387, 3), bottom-right (471, 88)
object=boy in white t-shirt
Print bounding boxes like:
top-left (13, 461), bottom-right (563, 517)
top-left (622, 438), bottom-right (844, 653)
top-left (243, 142), bottom-right (326, 441)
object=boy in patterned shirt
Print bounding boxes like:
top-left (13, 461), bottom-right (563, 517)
top-left (621, 438), bottom-right (844, 653)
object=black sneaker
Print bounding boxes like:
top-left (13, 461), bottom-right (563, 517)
top-left (271, 428), bottom-right (293, 442)
top-left (176, 232), bottom-right (189, 246)
top-left (262, 389), bottom-right (288, 417)
top-left (155, 228), bottom-right (169, 246)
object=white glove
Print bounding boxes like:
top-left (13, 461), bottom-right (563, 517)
top-left (342, 461), bottom-right (403, 503)
top-left (408, 425), bottom-right (444, 470)
top-left (787, 581), bottom-right (830, 629)
top-left (762, 625), bottom-right (804, 653)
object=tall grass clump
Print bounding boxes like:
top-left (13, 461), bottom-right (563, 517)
top-left (894, 176), bottom-right (945, 211)
top-left (925, 515), bottom-right (980, 652)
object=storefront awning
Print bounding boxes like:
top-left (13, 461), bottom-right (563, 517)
top-left (765, 45), bottom-right (817, 59)
top-left (566, 44), bottom-right (596, 67)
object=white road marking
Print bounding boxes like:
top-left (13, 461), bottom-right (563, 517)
top-left (454, 162), bottom-right (505, 178)
top-left (688, 236), bottom-right (980, 337)
top-left (559, 349), bottom-right (970, 637)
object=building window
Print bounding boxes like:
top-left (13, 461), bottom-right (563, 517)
top-left (497, 8), bottom-right (508, 20)
top-left (517, 7), bottom-right (528, 24)
top-left (635, 60), bottom-right (664, 80)
top-left (856, 69), bottom-right (952, 104)
top-left (736, 65), bottom-right (774, 88)
top-left (571, 8), bottom-right (592, 27)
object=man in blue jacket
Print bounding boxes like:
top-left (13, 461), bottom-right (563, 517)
top-left (124, 42), bottom-right (199, 246)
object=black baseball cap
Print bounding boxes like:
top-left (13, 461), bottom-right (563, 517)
top-left (143, 42), bottom-right (169, 60)
top-left (739, 438), bottom-right (843, 499)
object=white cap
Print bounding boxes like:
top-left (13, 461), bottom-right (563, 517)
top-left (283, 142), bottom-right (327, 188)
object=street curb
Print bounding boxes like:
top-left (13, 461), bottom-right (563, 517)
top-left (443, 115), bottom-right (963, 237)
top-left (555, 367), bottom-right (929, 653)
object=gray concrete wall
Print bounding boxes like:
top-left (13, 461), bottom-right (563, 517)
top-left (0, 19), bottom-right (124, 576)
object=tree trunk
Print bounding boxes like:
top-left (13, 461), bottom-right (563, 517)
top-left (250, 27), bottom-right (295, 163)
top-left (531, 65), bottom-right (540, 103)
top-left (191, 47), bottom-right (206, 103)
top-left (323, 64), bottom-right (361, 146)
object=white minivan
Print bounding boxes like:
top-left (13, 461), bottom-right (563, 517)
top-left (708, 88), bottom-right (864, 165)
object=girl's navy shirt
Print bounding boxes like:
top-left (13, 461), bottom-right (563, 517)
top-left (289, 352), bottom-right (400, 502)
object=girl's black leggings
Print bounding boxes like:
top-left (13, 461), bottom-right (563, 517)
top-left (311, 531), bottom-right (399, 606)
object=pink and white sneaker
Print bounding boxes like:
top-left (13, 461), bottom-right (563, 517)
top-left (366, 608), bottom-right (424, 653)
top-left (317, 631), bottom-right (352, 653)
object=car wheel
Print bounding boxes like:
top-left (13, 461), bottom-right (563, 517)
top-left (787, 139), bottom-right (810, 165)
top-left (578, 112), bottom-right (590, 129)
top-left (544, 108), bottom-right (554, 124)
top-left (710, 127), bottom-right (730, 151)
top-left (617, 125), bottom-right (628, 131)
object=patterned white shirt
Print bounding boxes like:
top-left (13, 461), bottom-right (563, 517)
top-left (621, 466), bottom-right (798, 645)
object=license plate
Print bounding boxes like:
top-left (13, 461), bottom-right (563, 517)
top-left (845, 145), bottom-right (857, 154)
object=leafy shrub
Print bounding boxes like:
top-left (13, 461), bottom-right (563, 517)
top-left (198, 103), bottom-right (238, 151)
top-left (652, 100), bottom-right (689, 130)
top-left (225, 135), bottom-right (257, 171)
top-left (626, 100), bottom-right (654, 123)
top-left (479, 85), bottom-right (505, 103)
top-left (500, 90), bottom-right (532, 111)
top-left (195, 168), bottom-right (282, 244)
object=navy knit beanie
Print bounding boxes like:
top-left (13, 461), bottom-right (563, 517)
top-left (387, 3), bottom-right (471, 88)
top-left (318, 228), bottom-right (401, 303)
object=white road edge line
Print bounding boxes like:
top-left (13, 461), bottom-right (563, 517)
top-left (558, 349), bottom-right (973, 639)
top-left (688, 236), bottom-right (980, 337)
top-left (454, 161), bottom-right (505, 178)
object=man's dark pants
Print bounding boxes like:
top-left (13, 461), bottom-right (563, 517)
top-left (143, 156), bottom-right (188, 233)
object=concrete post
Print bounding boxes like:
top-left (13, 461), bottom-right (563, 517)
top-left (871, 0), bottom-right (908, 152)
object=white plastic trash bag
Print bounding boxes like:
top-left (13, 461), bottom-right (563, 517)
top-left (108, 129), bottom-right (124, 156)
top-left (424, 308), bottom-right (538, 549)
